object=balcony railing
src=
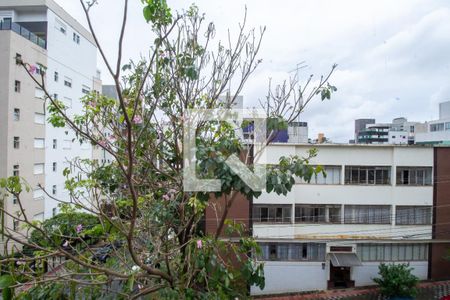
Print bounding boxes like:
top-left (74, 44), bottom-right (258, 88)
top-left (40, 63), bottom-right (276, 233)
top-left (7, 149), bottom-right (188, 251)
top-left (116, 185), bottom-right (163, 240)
top-left (0, 20), bottom-right (46, 49)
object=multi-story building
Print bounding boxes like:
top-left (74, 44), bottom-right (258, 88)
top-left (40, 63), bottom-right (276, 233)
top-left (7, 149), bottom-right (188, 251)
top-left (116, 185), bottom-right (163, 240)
top-left (0, 0), bottom-right (98, 252)
top-left (252, 144), bottom-right (435, 295)
top-left (415, 101), bottom-right (450, 145)
top-left (0, 21), bottom-right (47, 251)
top-left (354, 118), bottom-right (375, 143)
top-left (356, 117), bottom-right (425, 145)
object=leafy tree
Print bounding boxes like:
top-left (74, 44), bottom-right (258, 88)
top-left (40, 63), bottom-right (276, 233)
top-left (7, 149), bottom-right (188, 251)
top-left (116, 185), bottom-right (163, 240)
top-left (373, 263), bottom-right (419, 298)
top-left (0, 0), bottom-right (336, 298)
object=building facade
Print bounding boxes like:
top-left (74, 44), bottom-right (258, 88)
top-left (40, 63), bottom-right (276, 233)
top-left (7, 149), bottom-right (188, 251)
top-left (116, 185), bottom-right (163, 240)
top-left (0, 0), bottom-right (98, 253)
top-left (252, 144), bottom-right (434, 295)
top-left (415, 101), bottom-right (450, 145)
top-left (0, 26), bottom-right (47, 252)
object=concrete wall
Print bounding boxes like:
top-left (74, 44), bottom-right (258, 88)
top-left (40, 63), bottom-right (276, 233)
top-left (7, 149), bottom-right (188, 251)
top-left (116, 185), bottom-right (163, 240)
top-left (252, 260), bottom-right (428, 295)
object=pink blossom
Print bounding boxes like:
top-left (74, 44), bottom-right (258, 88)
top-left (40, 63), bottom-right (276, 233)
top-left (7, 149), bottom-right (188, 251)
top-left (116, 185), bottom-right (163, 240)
top-left (162, 194), bottom-right (170, 201)
top-left (88, 101), bottom-right (97, 108)
top-left (76, 224), bottom-right (83, 233)
top-left (108, 135), bottom-right (117, 142)
top-left (133, 115), bottom-right (143, 124)
top-left (63, 240), bottom-right (69, 247)
top-left (28, 64), bottom-right (37, 74)
top-left (196, 240), bottom-right (203, 249)
top-left (98, 139), bottom-right (107, 147)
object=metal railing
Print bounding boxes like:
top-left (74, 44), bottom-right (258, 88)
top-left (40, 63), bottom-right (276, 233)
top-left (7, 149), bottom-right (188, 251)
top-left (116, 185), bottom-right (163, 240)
top-left (0, 20), bottom-right (46, 49)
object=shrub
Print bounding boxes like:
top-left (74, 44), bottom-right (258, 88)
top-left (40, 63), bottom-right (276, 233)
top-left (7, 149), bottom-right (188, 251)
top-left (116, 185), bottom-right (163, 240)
top-left (373, 263), bottom-right (419, 298)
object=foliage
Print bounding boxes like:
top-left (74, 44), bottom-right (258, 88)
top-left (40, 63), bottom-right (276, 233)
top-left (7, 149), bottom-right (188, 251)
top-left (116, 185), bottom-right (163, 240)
top-left (28, 211), bottom-right (101, 248)
top-left (373, 263), bottom-right (419, 298)
top-left (0, 0), bottom-right (336, 298)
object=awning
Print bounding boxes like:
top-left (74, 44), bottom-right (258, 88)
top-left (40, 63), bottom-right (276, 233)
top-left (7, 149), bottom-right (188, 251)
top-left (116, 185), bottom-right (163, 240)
top-left (329, 253), bottom-right (362, 267)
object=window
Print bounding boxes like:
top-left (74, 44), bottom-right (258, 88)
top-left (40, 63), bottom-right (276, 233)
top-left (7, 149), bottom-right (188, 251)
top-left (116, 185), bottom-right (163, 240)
top-left (35, 87), bottom-right (44, 99)
top-left (73, 32), bottom-right (80, 44)
top-left (33, 163), bottom-right (44, 175)
top-left (52, 162), bottom-right (57, 172)
top-left (63, 97), bottom-right (72, 108)
top-left (396, 167), bottom-right (432, 186)
top-left (53, 93), bottom-right (58, 100)
top-left (33, 213), bottom-right (44, 222)
top-left (13, 165), bottom-right (19, 176)
top-left (34, 113), bottom-right (45, 124)
top-left (295, 204), bottom-right (341, 223)
top-left (54, 71), bottom-right (59, 82)
top-left (55, 19), bottom-right (67, 34)
top-left (15, 53), bottom-right (22, 65)
top-left (344, 205), bottom-right (391, 224)
top-left (53, 139), bottom-right (57, 149)
top-left (396, 206), bottom-right (432, 225)
top-left (298, 166), bottom-right (341, 185)
top-left (252, 205), bottom-right (291, 223)
top-left (14, 80), bottom-right (21, 92)
top-left (13, 220), bottom-right (19, 231)
top-left (34, 138), bottom-right (45, 149)
top-left (259, 243), bottom-right (326, 261)
top-left (52, 207), bottom-right (57, 216)
top-left (13, 136), bottom-right (20, 149)
top-left (13, 108), bottom-right (20, 121)
top-left (82, 85), bottom-right (90, 94)
top-left (410, 125), bottom-right (415, 133)
top-left (63, 139), bottom-right (72, 150)
top-left (52, 185), bottom-right (57, 195)
top-left (64, 77), bottom-right (72, 88)
top-left (345, 166), bottom-right (391, 185)
top-left (430, 123), bottom-right (444, 132)
top-left (446, 122), bottom-right (450, 131)
top-left (357, 244), bottom-right (428, 262)
top-left (33, 189), bottom-right (44, 200)
top-left (12, 195), bottom-right (18, 204)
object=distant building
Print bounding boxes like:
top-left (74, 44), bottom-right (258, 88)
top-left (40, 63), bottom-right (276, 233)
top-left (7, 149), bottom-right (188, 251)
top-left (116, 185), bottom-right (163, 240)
top-left (0, 0), bottom-right (99, 253)
top-left (356, 117), bottom-right (424, 145)
top-left (415, 101), bottom-right (450, 145)
top-left (354, 118), bottom-right (375, 143)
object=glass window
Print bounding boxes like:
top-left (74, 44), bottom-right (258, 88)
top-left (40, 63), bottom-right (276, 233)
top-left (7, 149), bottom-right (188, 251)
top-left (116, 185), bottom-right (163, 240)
top-left (53, 139), bottom-right (57, 149)
top-left (14, 80), bottom-right (20, 92)
top-left (13, 108), bottom-right (20, 121)
top-left (344, 205), bottom-right (391, 224)
top-left (64, 77), bottom-right (72, 88)
top-left (13, 136), bottom-right (20, 149)
top-left (253, 205), bottom-right (291, 223)
top-left (345, 166), bottom-right (391, 185)
top-left (396, 167), bottom-right (432, 186)
top-left (33, 163), bottom-right (44, 175)
top-left (295, 204), bottom-right (341, 223)
top-left (54, 71), bottom-right (59, 82)
top-left (34, 138), bottom-right (45, 149)
top-left (358, 243), bottom-right (428, 261)
top-left (259, 243), bottom-right (326, 261)
top-left (34, 113), bottom-right (45, 124)
top-left (13, 165), bottom-right (19, 176)
top-left (297, 166), bottom-right (341, 185)
top-left (430, 123), bottom-right (444, 132)
top-left (396, 206), bottom-right (432, 225)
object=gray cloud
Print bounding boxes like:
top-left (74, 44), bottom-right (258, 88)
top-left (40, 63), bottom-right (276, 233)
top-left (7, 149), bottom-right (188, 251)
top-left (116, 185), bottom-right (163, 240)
top-left (55, 0), bottom-right (450, 142)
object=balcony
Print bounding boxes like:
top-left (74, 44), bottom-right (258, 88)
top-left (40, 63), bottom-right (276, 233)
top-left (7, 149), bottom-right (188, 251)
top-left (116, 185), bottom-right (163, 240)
top-left (0, 20), bottom-right (46, 49)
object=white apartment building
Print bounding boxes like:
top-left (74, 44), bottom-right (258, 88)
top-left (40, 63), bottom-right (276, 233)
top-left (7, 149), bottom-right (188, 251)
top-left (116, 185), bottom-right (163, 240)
top-left (0, 0), bottom-right (98, 231)
top-left (252, 144), bottom-right (433, 295)
top-left (415, 101), bottom-right (450, 145)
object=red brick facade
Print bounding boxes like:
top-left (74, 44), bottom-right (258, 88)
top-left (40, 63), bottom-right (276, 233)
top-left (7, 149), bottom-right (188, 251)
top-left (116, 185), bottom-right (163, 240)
top-left (430, 147), bottom-right (450, 280)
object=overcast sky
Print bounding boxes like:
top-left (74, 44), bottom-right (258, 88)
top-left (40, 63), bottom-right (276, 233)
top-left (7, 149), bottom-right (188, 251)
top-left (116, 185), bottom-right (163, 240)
top-left (55, 0), bottom-right (450, 142)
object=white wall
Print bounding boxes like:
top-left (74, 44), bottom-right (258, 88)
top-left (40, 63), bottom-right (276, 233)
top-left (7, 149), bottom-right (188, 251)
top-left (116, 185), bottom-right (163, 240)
top-left (44, 9), bottom-right (97, 218)
top-left (251, 261), bottom-right (428, 295)
top-left (353, 261), bottom-right (428, 286)
top-left (251, 261), bottom-right (327, 295)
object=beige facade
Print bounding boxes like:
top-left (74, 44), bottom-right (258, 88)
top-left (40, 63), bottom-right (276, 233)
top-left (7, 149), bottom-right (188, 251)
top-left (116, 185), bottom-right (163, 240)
top-left (0, 30), bottom-right (46, 254)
